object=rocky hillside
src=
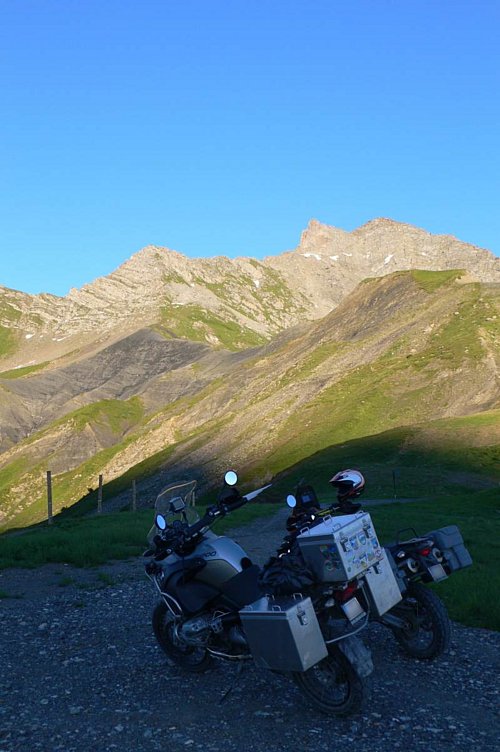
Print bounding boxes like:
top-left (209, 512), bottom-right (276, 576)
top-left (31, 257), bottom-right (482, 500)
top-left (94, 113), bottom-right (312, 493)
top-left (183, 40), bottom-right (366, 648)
top-left (1, 268), bottom-right (498, 531)
top-left (1, 218), bottom-right (498, 374)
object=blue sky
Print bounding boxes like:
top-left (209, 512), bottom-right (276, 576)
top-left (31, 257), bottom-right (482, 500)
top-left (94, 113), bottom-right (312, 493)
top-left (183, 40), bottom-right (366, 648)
top-left (1, 0), bottom-right (499, 296)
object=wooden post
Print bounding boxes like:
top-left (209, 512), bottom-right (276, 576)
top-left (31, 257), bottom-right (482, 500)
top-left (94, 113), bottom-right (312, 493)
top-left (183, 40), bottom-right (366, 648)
top-left (46, 470), bottom-right (53, 525)
top-left (392, 469), bottom-right (398, 499)
top-left (97, 474), bottom-right (103, 514)
top-left (131, 480), bottom-right (137, 512)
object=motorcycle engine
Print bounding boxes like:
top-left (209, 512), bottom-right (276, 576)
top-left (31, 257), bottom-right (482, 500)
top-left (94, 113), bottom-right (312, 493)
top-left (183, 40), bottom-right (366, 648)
top-left (178, 614), bottom-right (249, 650)
top-left (178, 614), bottom-right (213, 645)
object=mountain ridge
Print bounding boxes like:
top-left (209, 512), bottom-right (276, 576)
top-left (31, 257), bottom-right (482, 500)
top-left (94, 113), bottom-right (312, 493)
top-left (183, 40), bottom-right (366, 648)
top-left (1, 269), bottom-right (498, 530)
top-left (1, 219), bottom-right (499, 531)
top-left (2, 217), bottom-right (499, 373)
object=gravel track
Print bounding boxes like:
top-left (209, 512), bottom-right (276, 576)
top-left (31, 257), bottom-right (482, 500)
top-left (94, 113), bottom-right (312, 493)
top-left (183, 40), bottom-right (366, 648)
top-left (1, 510), bottom-right (499, 752)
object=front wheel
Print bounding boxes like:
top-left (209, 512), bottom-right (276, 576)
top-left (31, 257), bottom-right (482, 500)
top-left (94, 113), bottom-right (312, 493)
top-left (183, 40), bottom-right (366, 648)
top-left (391, 583), bottom-right (451, 659)
top-left (292, 646), bottom-right (364, 716)
top-left (152, 601), bottom-right (212, 673)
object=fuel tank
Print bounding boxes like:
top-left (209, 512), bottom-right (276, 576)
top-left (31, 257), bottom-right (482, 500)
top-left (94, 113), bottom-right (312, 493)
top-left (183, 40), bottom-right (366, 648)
top-left (193, 531), bottom-right (250, 588)
top-left (163, 531), bottom-right (251, 589)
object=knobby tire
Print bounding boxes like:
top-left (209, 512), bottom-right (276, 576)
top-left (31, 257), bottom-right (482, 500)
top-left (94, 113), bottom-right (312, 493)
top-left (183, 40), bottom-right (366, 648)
top-left (392, 582), bottom-right (451, 659)
top-left (292, 646), bottom-right (364, 716)
top-left (152, 601), bottom-right (212, 673)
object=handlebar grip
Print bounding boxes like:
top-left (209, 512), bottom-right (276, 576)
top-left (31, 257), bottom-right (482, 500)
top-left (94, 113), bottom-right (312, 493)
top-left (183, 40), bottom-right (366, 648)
top-left (187, 509), bottom-right (217, 537)
top-left (224, 496), bottom-right (247, 513)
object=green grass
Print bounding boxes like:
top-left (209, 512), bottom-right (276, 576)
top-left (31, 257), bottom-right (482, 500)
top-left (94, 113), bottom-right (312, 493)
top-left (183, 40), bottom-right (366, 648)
top-left (268, 412), bottom-right (500, 501)
top-left (278, 342), bottom-right (344, 387)
top-left (256, 267), bottom-right (300, 313)
top-left (411, 294), bottom-right (487, 368)
top-left (193, 267), bottom-right (300, 323)
top-left (0, 457), bottom-right (31, 494)
top-left (0, 362), bottom-right (50, 379)
top-left (159, 303), bottom-right (267, 350)
top-left (249, 289), bottom-right (498, 480)
top-left (0, 325), bottom-right (16, 357)
top-left (163, 270), bottom-right (188, 285)
top-left (0, 298), bottom-right (23, 357)
top-left (410, 269), bottom-right (466, 293)
top-left (56, 442), bottom-right (179, 520)
top-left (12, 437), bottom-right (175, 527)
top-left (0, 377), bottom-right (237, 531)
top-left (0, 299), bottom-right (22, 323)
top-left (0, 501), bottom-right (280, 569)
top-left (0, 589), bottom-right (22, 599)
top-left (0, 490), bottom-right (497, 629)
top-left (0, 399), bottom-right (148, 531)
top-left (367, 489), bottom-right (499, 630)
top-left (51, 397), bottom-right (145, 434)
top-left (58, 576), bottom-right (75, 587)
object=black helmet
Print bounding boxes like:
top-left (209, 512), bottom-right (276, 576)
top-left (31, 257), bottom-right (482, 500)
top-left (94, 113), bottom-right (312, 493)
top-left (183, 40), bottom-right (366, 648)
top-left (329, 469), bottom-right (365, 502)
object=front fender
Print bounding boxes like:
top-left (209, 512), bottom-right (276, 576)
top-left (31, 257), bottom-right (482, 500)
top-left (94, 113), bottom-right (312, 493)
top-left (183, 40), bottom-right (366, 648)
top-left (336, 635), bottom-right (373, 678)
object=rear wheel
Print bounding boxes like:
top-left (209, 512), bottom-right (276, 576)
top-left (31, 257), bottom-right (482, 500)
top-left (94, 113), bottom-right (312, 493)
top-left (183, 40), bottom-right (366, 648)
top-left (152, 601), bottom-right (212, 672)
top-left (292, 647), bottom-right (364, 716)
top-left (391, 583), bottom-right (451, 659)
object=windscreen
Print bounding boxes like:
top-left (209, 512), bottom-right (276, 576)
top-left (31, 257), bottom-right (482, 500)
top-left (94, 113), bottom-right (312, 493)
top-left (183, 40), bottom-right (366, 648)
top-left (147, 480), bottom-right (199, 544)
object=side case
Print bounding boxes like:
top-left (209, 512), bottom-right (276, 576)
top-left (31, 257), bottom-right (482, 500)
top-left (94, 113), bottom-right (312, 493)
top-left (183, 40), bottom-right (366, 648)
top-left (239, 595), bottom-right (328, 672)
top-left (362, 549), bottom-right (402, 617)
top-left (426, 525), bottom-right (473, 572)
top-left (296, 512), bottom-right (384, 583)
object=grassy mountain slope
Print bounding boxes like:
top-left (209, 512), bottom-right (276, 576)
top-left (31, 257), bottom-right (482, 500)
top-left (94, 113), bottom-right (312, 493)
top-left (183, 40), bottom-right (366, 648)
top-left (1, 270), bottom-right (498, 531)
top-left (269, 409), bottom-right (500, 501)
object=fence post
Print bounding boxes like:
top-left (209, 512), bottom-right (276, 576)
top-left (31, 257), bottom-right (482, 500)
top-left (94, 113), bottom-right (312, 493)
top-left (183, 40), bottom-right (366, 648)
top-left (131, 480), bottom-right (137, 512)
top-left (97, 474), bottom-right (103, 514)
top-left (47, 470), bottom-right (53, 525)
top-left (392, 469), bottom-right (399, 499)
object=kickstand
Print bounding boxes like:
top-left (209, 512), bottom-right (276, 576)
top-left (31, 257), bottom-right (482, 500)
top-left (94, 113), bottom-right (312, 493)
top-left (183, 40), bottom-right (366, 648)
top-left (219, 661), bottom-right (246, 704)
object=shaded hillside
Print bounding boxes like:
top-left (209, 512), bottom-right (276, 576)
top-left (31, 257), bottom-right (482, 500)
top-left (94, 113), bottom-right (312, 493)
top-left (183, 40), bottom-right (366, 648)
top-left (270, 410), bottom-right (500, 501)
top-left (0, 330), bottom-right (211, 449)
top-left (1, 270), bottom-right (498, 531)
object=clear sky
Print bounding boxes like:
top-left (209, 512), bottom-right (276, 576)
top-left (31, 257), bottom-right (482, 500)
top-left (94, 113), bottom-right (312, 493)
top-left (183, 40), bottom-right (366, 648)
top-left (1, 0), bottom-right (499, 296)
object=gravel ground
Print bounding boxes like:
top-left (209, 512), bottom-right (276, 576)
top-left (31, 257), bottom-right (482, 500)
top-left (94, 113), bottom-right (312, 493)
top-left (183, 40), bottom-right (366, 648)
top-left (1, 509), bottom-right (499, 752)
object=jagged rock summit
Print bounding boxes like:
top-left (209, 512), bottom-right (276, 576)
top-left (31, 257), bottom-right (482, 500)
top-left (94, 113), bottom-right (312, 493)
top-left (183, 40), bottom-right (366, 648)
top-left (292, 217), bottom-right (497, 278)
top-left (1, 218), bottom-right (498, 371)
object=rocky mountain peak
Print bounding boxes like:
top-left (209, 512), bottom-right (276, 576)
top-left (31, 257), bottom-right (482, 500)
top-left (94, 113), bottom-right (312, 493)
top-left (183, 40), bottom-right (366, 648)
top-left (2, 217), bottom-right (499, 373)
top-left (296, 218), bottom-right (350, 255)
top-left (293, 217), bottom-right (498, 271)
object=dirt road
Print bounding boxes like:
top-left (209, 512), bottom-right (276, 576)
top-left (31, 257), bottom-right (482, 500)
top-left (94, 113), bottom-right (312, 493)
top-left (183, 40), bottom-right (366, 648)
top-left (0, 510), bottom-right (498, 752)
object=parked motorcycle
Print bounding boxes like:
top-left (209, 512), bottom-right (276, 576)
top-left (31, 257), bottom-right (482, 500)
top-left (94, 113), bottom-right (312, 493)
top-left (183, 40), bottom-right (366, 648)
top-left (283, 472), bottom-right (473, 660)
top-left (144, 472), bottom-right (375, 716)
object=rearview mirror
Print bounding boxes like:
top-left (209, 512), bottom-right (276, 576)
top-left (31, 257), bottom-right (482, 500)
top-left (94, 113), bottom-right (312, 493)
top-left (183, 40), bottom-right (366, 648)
top-left (155, 513), bottom-right (167, 530)
top-left (225, 470), bottom-right (238, 486)
top-left (286, 494), bottom-right (297, 508)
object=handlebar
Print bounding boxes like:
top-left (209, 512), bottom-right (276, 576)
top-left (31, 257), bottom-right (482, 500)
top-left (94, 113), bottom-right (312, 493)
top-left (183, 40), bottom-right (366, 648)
top-left (186, 493), bottom-right (248, 536)
top-left (153, 495), bottom-right (249, 556)
top-left (150, 477), bottom-right (270, 558)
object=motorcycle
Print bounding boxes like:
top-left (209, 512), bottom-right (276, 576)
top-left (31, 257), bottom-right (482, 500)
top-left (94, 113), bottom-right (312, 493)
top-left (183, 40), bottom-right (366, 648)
top-left (283, 476), bottom-right (473, 660)
top-left (144, 472), bottom-right (374, 716)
